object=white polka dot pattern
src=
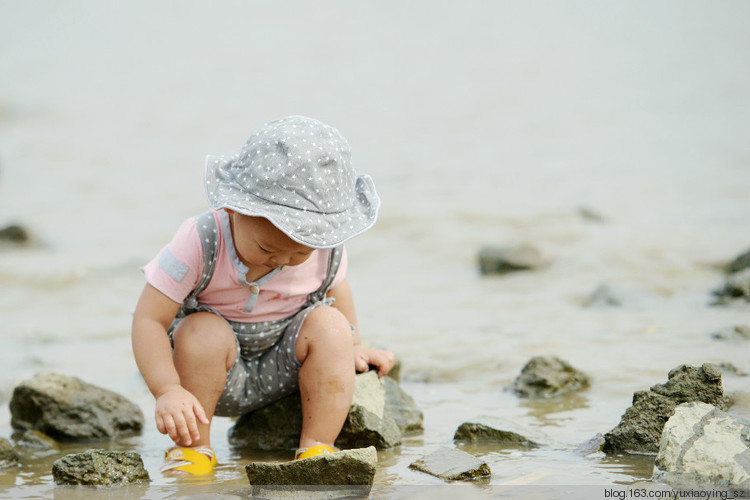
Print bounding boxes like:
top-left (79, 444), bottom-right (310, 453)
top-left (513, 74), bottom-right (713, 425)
top-left (204, 115), bottom-right (380, 249)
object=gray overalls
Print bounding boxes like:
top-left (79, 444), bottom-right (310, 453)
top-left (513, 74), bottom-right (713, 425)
top-left (168, 211), bottom-right (343, 417)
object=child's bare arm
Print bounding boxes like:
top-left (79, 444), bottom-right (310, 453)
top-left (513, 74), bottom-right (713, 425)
top-left (328, 279), bottom-right (395, 376)
top-left (131, 284), bottom-right (209, 445)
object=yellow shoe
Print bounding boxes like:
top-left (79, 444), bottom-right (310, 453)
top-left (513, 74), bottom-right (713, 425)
top-left (161, 446), bottom-right (217, 475)
top-left (294, 444), bottom-right (334, 460)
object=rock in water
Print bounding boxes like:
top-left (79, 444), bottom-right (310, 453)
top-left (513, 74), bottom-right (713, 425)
top-left (653, 402), bottom-right (750, 488)
top-left (453, 416), bottom-right (549, 447)
top-left (10, 372), bottom-right (144, 440)
top-left (409, 447), bottom-right (491, 481)
top-left (245, 446), bottom-right (377, 486)
top-left (229, 371), bottom-right (405, 450)
top-left (478, 244), bottom-right (544, 275)
top-left (383, 376), bottom-right (423, 433)
top-left (603, 363), bottom-right (725, 455)
top-left (0, 438), bottom-right (19, 470)
top-left (336, 371), bottom-right (402, 449)
top-left (511, 356), bottom-right (590, 398)
top-left (52, 450), bottom-right (150, 486)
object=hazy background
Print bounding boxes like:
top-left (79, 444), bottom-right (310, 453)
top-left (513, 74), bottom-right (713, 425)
top-left (1, 0), bottom-right (748, 494)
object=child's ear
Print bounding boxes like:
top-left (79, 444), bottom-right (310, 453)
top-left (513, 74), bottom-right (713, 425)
top-left (224, 209), bottom-right (235, 215)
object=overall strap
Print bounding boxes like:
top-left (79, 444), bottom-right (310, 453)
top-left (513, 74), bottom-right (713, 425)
top-left (182, 211), bottom-right (219, 311)
top-left (309, 246), bottom-right (344, 304)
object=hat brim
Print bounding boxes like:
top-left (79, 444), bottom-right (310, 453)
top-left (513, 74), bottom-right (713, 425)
top-left (204, 155), bottom-right (380, 249)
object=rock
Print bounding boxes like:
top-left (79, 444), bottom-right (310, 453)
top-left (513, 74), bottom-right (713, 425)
top-left (578, 207), bottom-right (608, 223)
top-left (0, 224), bottom-right (29, 244)
top-left (383, 376), bottom-right (423, 433)
top-left (711, 325), bottom-right (750, 342)
top-left (583, 284), bottom-right (623, 307)
top-left (573, 433), bottom-right (606, 456)
top-left (229, 371), bottom-right (408, 450)
top-left (52, 449), bottom-right (150, 486)
top-left (728, 249), bottom-right (750, 274)
top-left (478, 244), bottom-right (544, 275)
top-left (15, 429), bottom-right (59, 452)
top-left (334, 371), bottom-right (402, 449)
top-left (712, 268), bottom-right (750, 304)
top-left (718, 362), bottom-right (748, 377)
top-left (0, 437), bottom-right (20, 470)
top-left (453, 416), bottom-right (549, 447)
top-left (245, 446), bottom-right (377, 486)
top-left (653, 402), bottom-right (750, 488)
top-left (409, 447), bottom-right (491, 481)
top-left (511, 356), bottom-right (590, 398)
top-left (9, 372), bottom-right (144, 441)
top-left (603, 363), bottom-right (725, 455)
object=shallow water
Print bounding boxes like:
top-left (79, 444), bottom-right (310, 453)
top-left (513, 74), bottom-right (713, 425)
top-left (1, 0), bottom-right (749, 497)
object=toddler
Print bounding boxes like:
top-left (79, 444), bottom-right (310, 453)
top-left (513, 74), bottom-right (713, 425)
top-left (131, 115), bottom-right (394, 474)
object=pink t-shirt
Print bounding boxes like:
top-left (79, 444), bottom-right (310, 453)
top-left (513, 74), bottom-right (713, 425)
top-left (142, 210), bottom-right (347, 322)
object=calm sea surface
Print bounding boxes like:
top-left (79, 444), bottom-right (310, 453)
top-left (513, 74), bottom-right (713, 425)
top-left (1, 1), bottom-right (749, 497)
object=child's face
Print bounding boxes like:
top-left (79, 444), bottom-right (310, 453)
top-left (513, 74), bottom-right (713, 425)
top-left (226, 210), bottom-right (314, 269)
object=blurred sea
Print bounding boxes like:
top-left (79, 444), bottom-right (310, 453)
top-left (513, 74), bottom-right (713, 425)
top-left (1, 1), bottom-right (749, 497)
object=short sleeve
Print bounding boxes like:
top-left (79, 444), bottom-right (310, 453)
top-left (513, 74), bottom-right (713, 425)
top-left (141, 217), bottom-right (204, 304)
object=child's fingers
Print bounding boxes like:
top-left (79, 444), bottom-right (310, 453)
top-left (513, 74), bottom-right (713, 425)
top-left (193, 400), bottom-right (210, 425)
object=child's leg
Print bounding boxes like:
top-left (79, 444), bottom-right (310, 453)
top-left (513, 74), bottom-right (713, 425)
top-left (171, 312), bottom-right (237, 448)
top-left (294, 305), bottom-right (355, 450)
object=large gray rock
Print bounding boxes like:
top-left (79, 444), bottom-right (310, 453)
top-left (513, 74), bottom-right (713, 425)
top-left (409, 447), bottom-right (491, 481)
top-left (245, 446), bottom-right (377, 486)
top-left (653, 402), bottom-right (750, 488)
top-left (603, 363), bottom-right (725, 455)
top-left (0, 437), bottom-right (19, 470)
top-left (10, 372), bottom-right (144, 441)
top-left (453, 416), bottom-right (550, 447)
top-left (478, 244), bottom-right (545, 275)
top-left (229, 371), bottom-right (407, 450)
top-left (511, 356), bottom-right (590, 398)
top-left (52, 449), bottom-right (150, 486)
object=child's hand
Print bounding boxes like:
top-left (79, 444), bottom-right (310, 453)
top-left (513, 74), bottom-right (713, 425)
top-left (154, 385), bottom-right (210, 446)
top-left (353, 346), bottom-right (395, 377)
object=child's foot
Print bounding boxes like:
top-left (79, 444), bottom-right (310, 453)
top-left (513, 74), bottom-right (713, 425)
top-left (161, 446), bottom-right (217, 475)
top-left (294, 444), bottom-right (334, 460)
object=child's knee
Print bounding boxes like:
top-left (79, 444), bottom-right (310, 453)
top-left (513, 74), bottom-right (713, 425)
top-left (296, 306), bottom-right (352, 357)
top-left (172, 313), bottom-right (235, 360)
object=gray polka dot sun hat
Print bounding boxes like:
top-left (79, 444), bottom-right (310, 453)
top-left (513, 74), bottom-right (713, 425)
top-left (205, 115), bottom-right (380, 249)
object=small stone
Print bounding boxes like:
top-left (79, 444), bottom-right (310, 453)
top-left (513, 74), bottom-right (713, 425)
top-left (0, 437), bottom-right (20, 470)
top-left (15, 430), bottom-right (59, 451)
top-left (711, 325), bottom-right (750, 342)
top-left (573, 433), bottom-right (606, 456)
top-left (727, 248), bottom-right (750, 274)
top-left (453, 416), bottom-right (548, 447)
top-left (409, 447), bottom-right (491, 481)
top-left (0, 224), bottom-right (29, 243)
top-left (478, 244), bottom-right (544, 275)
top-left (511, 356), bottom-right (590, 399)
top-left (712, 268), bottom-right (750, 304)
top-left (52, 449), bottom-right (150, 486)
top-left (245, 446), bottom-right (377, 486)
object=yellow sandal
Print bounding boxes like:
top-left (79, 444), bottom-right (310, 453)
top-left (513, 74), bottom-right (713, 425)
top-left (161, 446), bottom-right (217, 475)
top-left (294, 444), bottom-right (334, 460)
